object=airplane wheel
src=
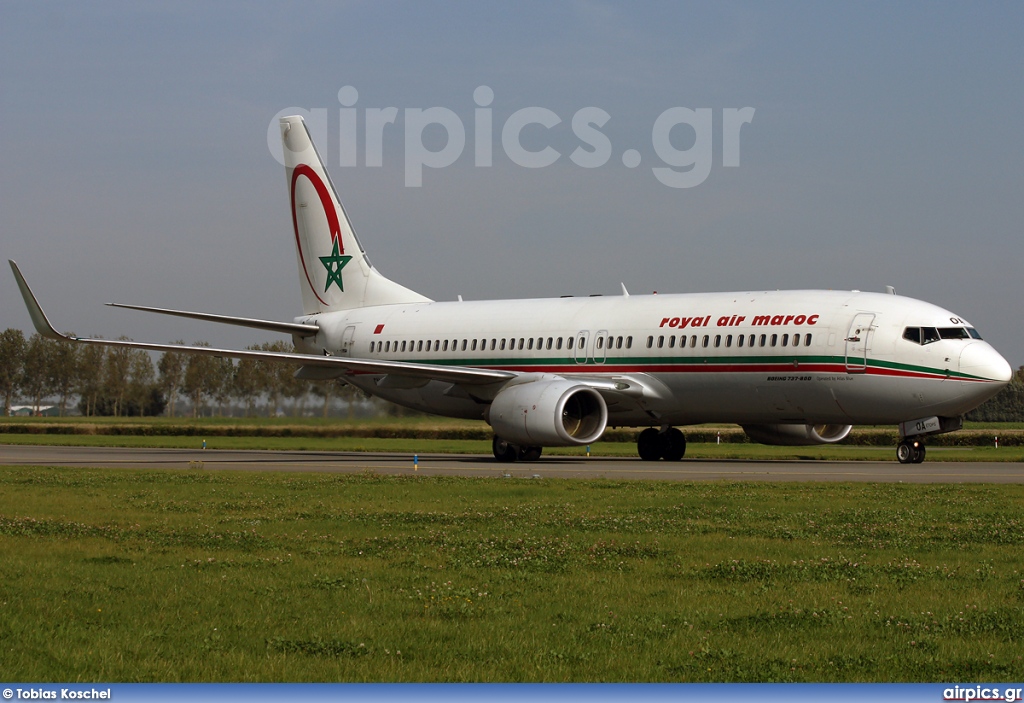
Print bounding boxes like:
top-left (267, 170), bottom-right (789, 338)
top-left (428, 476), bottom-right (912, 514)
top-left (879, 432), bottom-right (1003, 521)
top-left (637, 428), bottom-right (663, 461)
top-left (912, 445), bottom-right (926, 464)
top-left (492, 436), bottom-right (519, 462)
top-left (662, 427), bottom-right (687, 461)
top-left (896, 441), bottom-right (915, 464)
top-left (519, 446), bottom-right (543, 462)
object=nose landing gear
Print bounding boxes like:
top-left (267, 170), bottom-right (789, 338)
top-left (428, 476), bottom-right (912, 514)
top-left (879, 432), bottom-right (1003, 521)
top-left (896, 439), bottom-right (926, 464)
top-left (895, 416), bottom-right (961, 464)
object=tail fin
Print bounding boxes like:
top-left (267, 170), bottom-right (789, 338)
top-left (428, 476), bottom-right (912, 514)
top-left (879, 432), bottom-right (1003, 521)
top-left (280, 115), bottom-right (430, 314)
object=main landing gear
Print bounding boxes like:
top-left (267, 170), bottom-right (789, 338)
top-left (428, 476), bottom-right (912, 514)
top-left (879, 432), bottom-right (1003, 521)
top-left (637, 427), bottom-right (687, 461)
top-left (896, 439), bottom-right (926, 464)
top-left (492, 436), bottom-right (543, 462)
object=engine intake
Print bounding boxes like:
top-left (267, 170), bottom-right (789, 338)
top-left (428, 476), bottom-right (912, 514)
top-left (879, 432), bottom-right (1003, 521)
top-left (488, 378), bottom-right (608, 447)
top-left (741, 423), bottom-right (853, 446)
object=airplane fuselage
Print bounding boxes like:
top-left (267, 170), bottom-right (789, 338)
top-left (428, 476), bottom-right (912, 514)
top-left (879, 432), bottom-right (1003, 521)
top-left (294, 288), bottom-right (1008, 427)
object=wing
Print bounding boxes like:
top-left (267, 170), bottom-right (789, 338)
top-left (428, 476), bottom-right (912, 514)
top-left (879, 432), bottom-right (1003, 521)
top-left (105, 303), bottom-right (320, 337)
top-left (9, 260), bottom-right (515, 386)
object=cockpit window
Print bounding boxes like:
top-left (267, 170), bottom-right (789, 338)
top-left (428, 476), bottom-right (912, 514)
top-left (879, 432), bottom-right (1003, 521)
top-left (904, 326), bottom-right (980, 345)
top-left (938, 327), bottom-right (970, 340)
top-left (902, 327), bottom-right (921, 344)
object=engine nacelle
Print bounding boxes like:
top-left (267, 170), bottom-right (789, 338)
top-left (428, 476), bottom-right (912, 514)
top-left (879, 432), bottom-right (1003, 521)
top-left (741, 423), bottom-right (853, 446)
top-left (488, 378), bottom-right (608, 447)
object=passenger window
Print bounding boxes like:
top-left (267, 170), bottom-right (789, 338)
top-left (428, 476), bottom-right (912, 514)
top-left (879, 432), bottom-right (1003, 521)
top-left (518, 338), bottom-right (525, 350)
top-left (626, 336), bottom-right (633, 348)
top-left (597, 337), bottom-right (604, 350)
top-left (647, 336), bottom-right (654, 349)
top-left (691, 335), bottom-right (697, 348)
top-left (499, 339), bottom-right (506, 351)
top-left (546, 338), bottom-right (553, 350)
top-left (658, 336), bottom-right (664, 348)
top-left (804, 334), bottom-right (812, 346)
top-left (759, 334), bottom-right (766, 347)
top-left (461, 340), bottom-right (467, 351)
top-left (668, 335), bottom-right (675, 348)
top-left (781, 334), bottom-right (788, 347)
top-left (737, 335), bottom-right (744, 348)
top-left (726, 335), bottom-right (732, 347)
top-left (771, 334), bottom-right (778, 347)
top-left (792, 334), bottom-right (799, 348)
top-left (556, 338), bottom-right (563, 350)
top-left (442, 340), bottom-right (448, 352)
top-left (714, 335), bottom-right (721, 348)
top-left (528, 338), bottom-right (534, 350)
top-left (616, 336), bottom-right (623, 349)
top-left (702, 335), bottom-right (710, 348)
top-left (434, 340), bottom-right (440, 351)
top-left (472, 339), bottom-right (478, 351)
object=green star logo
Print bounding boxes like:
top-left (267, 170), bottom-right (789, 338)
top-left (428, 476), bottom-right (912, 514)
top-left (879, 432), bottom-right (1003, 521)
top-left (319, 240), bottom-right (352, 292)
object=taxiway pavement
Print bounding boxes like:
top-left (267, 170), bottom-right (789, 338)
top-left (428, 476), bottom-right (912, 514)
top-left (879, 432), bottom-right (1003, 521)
top-left (2, 445), bottom-right (1023, 483)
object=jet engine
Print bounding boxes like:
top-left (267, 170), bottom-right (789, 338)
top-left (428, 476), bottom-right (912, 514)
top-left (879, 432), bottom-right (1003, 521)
top-left (488, 378), bottom-right (608, 447)
top-left (741, 423), bottom-right (853, 446)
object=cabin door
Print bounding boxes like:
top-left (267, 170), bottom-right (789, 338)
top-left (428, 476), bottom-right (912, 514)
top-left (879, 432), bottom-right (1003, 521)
top-left (844, 314), bottom-right (875, 373)
top-left (592, 329), bottom-right (609, 364)
top-left (574, 331), bottom-right (589, 364)
top-left (339, 326), bottom-right (357, 357)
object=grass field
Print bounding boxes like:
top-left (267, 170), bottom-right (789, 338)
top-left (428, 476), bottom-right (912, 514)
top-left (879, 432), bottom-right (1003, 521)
top-left (1, 466), bottom-right (1022, 681)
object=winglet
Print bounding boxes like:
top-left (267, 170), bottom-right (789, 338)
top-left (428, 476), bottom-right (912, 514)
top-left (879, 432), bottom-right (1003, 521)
top-left (8, 261), bottom-right (71, 341)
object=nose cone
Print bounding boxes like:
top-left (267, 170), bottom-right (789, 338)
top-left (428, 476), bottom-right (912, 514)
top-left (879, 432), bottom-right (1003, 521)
top-left (959, 342), bottom-right (1013, 407)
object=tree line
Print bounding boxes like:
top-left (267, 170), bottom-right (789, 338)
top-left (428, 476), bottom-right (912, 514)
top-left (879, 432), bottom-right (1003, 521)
top-left (964, 364), bottom-right (1024, 422)
top-left (0, 328), bottom-right (366, 418)
top-left (2, 326), bottom-right (1022, 420)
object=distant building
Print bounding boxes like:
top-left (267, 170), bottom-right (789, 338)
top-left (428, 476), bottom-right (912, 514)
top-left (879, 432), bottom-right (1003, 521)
top-left (8, 405), bottom-right (61, 417)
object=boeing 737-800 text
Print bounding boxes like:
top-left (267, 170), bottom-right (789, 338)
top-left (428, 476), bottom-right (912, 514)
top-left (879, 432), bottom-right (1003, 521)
top-left (9, 115), bottom-right (1013, 464)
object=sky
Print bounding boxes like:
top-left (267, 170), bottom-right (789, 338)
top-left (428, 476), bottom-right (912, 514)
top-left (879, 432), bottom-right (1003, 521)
top-left (2, 1), bottom-right (1022, 366)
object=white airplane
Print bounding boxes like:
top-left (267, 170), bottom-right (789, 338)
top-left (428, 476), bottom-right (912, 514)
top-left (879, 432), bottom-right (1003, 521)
top-left (9, 115), bottom-right (1013, 464)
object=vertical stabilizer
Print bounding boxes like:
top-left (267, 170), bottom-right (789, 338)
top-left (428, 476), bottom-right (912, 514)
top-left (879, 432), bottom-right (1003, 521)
top-left (280, 115), bottom-right (430, 314)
